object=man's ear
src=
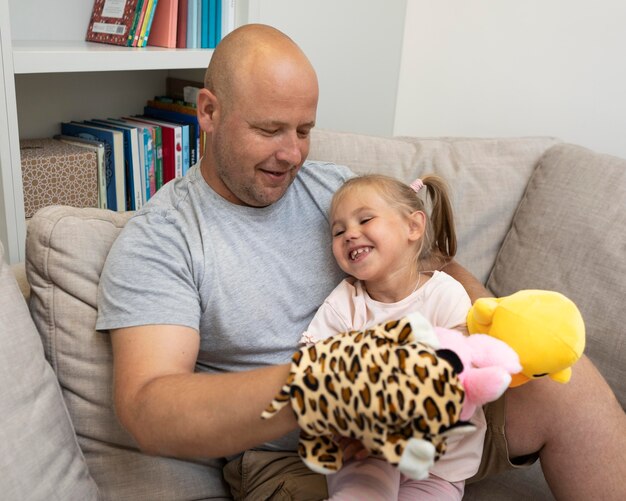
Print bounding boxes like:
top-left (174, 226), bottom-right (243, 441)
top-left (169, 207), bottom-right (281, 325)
top-left (197, 88), bottom-right (218, 133)
top-left (408, 211), bottom-right (426, 241)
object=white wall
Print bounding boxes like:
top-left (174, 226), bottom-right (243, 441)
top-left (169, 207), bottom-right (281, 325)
top-left (248, 0), bottom-right (407, 137)
top-left (394, 0), bottom-right (626, 159)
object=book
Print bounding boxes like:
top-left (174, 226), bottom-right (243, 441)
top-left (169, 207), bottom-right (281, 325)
top-left (213, 0), bottom-right (221, 47)
top-left (112, 119), bottom-right (157, 200)
top-left (54, 134), bottom-right (108, 209)
top-left (186, 0), bottom-right (199, 48)
top-left (122, 117), bottom-right (163, 191)
top-left (176, 0), bottom-right (188, 48)
top-left (88, 119), bottom-right (143, 211)
top-left (61, 122), bottom-right (126, 211)
top-left (126, 0), bottom-right (146, 45)
top-left (19, 138), bottom-right (99, 217)
top-left (144, 102), bottom-right (199, 167)
top-left (131, 116), bottom-right (183, 184)
top-left (201, 0), bottom-right (210, 48)
top-left (196, 0), bottom-right (203, 48)
top-left (138, 0), bottom-right (160, 47)
top-left (86, 0), bottom-right (142, 46)
top-left (148, 0), bottom-right (178, 48)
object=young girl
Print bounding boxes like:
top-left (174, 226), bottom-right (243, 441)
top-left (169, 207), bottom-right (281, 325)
top-left (301, 174), bottom-right (486, 501)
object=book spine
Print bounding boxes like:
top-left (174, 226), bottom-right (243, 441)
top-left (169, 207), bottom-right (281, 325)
top-left (176, 0), bottom-right (188, 48)
top-left (127, 0), bottom-right (146, 46)
top-left (140, 0), bottom-right (161, 47)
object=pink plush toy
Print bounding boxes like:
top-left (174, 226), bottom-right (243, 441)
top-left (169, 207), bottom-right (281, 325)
top-left (435, 327), bottom-right (522, 420)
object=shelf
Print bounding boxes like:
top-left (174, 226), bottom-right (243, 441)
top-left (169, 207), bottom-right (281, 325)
top-left (13, 40), bottom-right (213, 74)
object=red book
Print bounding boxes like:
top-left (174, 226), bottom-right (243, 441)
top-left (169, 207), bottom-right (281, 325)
top-left (176, 0), bottom-right (188, 48)
top-left (86, 0), bottom-right (141, 46)
top-left (148, 0), bottom-right (179, 48)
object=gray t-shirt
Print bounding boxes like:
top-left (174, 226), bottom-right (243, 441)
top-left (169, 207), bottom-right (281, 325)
top-left (97, 160), bottom-right (353, 451)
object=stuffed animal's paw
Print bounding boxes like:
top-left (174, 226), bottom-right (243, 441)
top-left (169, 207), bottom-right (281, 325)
top-left (397, 438), bottom-right (436, 480)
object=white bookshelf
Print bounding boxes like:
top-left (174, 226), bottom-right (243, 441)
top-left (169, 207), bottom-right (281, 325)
top-left (0, 0), bottom-right (248, 263)
top-left (12, 40), bottom-right (214, 74)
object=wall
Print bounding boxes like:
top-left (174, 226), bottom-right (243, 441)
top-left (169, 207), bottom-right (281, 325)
top-left (248, 0), bottom-right (407, 137)
top-left (394, 0), bottom-right (626, 159)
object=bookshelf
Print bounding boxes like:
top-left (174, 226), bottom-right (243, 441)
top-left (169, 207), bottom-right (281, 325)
top-left (0, 0), bottom-right (247, 264)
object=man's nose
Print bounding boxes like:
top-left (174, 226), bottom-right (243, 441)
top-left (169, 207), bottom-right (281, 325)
top-left (276, 132), bottom-right (303, 166)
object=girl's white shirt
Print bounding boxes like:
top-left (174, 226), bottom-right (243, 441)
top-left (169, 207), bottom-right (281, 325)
top-left (301, 270), bottom-right (486, 482)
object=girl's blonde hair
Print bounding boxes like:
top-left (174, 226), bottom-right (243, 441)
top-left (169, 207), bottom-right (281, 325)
top-left (330, 173), bottom-right (457, 268)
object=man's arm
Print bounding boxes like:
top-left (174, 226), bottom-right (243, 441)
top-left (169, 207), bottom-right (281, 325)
top-left (440, 259), bottom-right (492, 303)
top-left (111, 324), bottom-right (297, 458)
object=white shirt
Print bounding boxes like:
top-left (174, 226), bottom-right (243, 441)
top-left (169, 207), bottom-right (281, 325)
top-left (301, 271), bottom-right (486, 482)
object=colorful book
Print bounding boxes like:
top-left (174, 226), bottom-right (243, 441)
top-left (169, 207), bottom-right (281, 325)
top-left (131, 116), bottom-right (183, 184)
top-left (148, 0), bottom-right (179, 48)
top-left (86, 0), bottom-right (142, 46)
top-left (61, 122), bottom-right (125, 211)
top-left (176, 0), bottom-right (188, 48)
top-left (123, 117), bottom-right (163, 191)
top-left (126, 0), bottom-right (146, 45)
top-left (113, 119), bottom-right (157, 200)
top-left (88, 119), bottom-right (143, 211)
top-left (54, 134), bottom-right (108, 210)
top-left (144, 103), bottom-right (199, 167)
top-left (139, 0), bottom-right (160, 47)
top-left (108, 119), bottom-right (155, 202)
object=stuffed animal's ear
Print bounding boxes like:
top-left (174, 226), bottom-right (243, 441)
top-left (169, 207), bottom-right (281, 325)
top-left (435, 348), bottom-right (464, 374)
top-left (467, 297), bottom-right (500, 333)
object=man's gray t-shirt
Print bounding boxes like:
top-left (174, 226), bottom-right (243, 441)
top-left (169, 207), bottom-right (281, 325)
top-left (97, 160), bottom-right (352, 451)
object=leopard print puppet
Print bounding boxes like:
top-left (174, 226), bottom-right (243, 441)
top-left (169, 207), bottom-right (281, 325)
top-left (261, 312), bottom-right (475, 480)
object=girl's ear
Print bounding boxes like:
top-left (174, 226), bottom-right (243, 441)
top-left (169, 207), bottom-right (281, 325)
top-left (408, 210), bottom-right (426, 242)
top-left (196, 88), bottom-right (219, 133)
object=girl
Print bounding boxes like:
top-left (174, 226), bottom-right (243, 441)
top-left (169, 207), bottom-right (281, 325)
top-left (301, 174), bottom-right (486, 501)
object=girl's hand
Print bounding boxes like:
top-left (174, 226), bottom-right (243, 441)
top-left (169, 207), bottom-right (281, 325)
top-left (335, 436), bottom-right (370, 461)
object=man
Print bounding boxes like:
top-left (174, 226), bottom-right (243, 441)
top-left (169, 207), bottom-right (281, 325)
top-left (98, 24), bottom-right (626, 500)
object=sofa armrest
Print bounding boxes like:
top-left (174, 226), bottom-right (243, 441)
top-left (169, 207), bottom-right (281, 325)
top-left (10, 262), bottom-right (30, 301)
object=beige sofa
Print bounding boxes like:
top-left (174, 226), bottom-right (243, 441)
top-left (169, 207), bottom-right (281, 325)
top-left (2, 129), bottom-right (624, 500)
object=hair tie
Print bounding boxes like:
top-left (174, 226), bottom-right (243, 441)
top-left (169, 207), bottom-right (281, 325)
top-left (410, 178), bottom-right (424, 193)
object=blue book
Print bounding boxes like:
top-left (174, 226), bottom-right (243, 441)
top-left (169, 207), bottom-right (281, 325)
top-left (60, 122), bottom-right (125, 211)
top-left (201, 0), bottom-right (210, 48)
top-left (87, 120), bottom-right (142, 211)
top-left (214, 0), bottom-right (221, 46)
top-left (109, 119), bottom-right (155, 202)
top-left (187, 0), bottom-right (199, 48)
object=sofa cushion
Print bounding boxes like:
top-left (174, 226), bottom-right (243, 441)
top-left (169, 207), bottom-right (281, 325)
top-left (26, 206), bottom-right (230, 500)
top-left (0, 241), bottom-right (99, 499)
top-left (488, 144), bottom-right (626, 408)
top-left (310, 129), bottom-right (560, 283)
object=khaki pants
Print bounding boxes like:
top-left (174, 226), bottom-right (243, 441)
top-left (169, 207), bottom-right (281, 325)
top-left (223, 450), bottom-right (327, 501)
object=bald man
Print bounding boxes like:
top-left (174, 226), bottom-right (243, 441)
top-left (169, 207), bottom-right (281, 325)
top-left (98, 24), bottom-right (626, 501)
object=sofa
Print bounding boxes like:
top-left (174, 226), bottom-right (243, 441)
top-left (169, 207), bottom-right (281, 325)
top-left (2, 128), bottom-right (625, 500)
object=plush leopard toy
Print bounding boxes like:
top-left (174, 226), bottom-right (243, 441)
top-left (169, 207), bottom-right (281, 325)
top-left (261, 312), bottom-right (475, 480)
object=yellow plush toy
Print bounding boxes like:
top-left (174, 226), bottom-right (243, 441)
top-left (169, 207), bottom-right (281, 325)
top-left (467, 290), bottom-right (585, 387)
